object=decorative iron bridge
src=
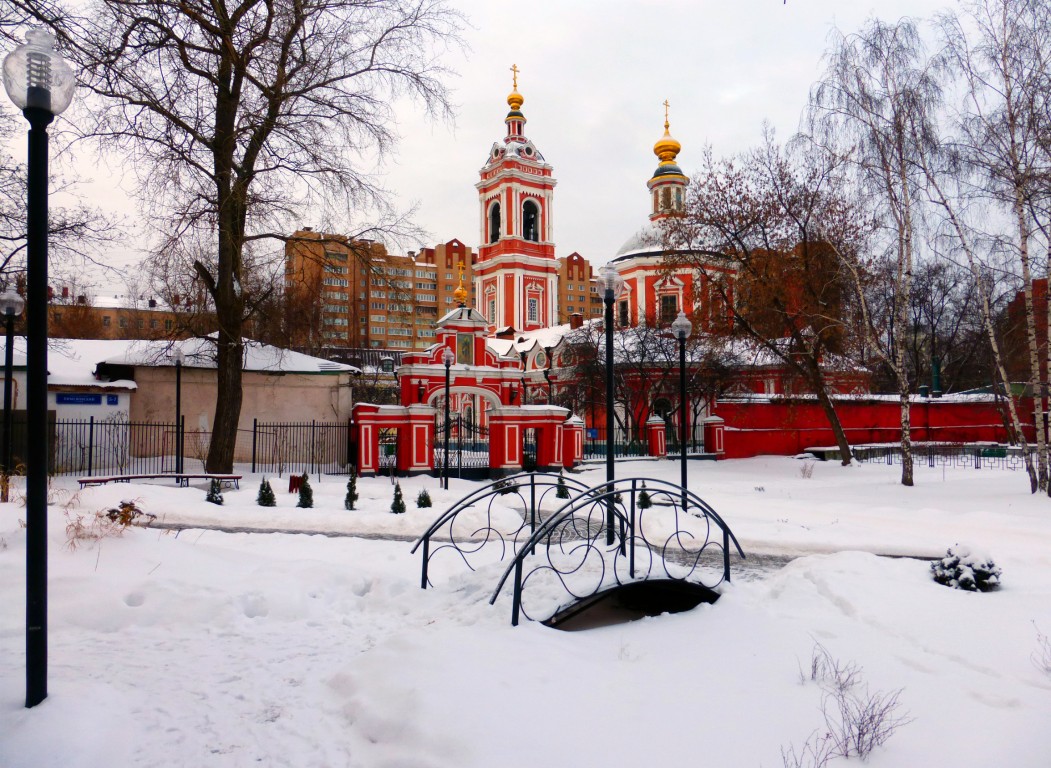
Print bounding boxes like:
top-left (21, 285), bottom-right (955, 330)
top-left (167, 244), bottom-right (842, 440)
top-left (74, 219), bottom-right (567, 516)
top-left (411, 473), bottom-right (746, 626)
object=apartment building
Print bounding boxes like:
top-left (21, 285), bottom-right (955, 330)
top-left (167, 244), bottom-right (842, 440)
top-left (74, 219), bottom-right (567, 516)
top-left (284, 230), bottom-right (475, 350)
top-left (556, 252), bottom-right (603, 324)
top-left (45, 287), bottom-right (203, 340)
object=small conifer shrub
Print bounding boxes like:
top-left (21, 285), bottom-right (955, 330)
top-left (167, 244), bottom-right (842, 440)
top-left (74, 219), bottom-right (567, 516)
top-left (257, 478), bottom-right (276, 507)
top-left (345, 474), bottom-right (358, 511)
top-left (638, 481), bottom-right (652, 509)
top-left (556, 471), bottom-right (570, 499)
top-left (297, 474), bottom-right (314, 509)
top-left (206, 479), bottom-right (223, 506)
top-left (931, 544), bottom-right (1001, 591)
top-left (416, 488), bottom-right (432, 508)
top-left (391, 482), bottom-right (406, 514)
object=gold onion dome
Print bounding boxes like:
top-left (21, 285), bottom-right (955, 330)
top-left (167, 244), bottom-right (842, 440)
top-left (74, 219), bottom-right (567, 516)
top-left (653, 121), bottom-right (681, 165)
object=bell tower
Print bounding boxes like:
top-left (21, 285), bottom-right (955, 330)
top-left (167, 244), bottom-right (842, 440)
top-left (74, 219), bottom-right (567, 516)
top-left (474, 65), bottom-right (559, 332)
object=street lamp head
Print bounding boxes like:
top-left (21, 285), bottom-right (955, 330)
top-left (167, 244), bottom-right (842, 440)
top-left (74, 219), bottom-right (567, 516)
top-left (170, 347), bottom-right (185, 366)
top-left (671, 310), bottom-right (692, 341)
top-left (442, 347), bottom-right (455, 367)
top-left (3, 28), bottom-right (76, 115)
top-left (0, 290), bottom-right (25, 318)
top-left (598, 264), bottom-right (624, 300)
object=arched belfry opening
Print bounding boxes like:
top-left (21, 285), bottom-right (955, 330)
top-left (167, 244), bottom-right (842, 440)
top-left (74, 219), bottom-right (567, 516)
top-left (489, 202), bottom-right (501, 243)
top-left (522, 199), bottom-right (539, 242)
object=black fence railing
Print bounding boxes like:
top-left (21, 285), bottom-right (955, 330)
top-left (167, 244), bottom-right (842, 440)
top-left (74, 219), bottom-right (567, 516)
top-left (252, 420), bottom-right (353, 476)
top-left (53, 417), bottom-right (179, 476)
top-left (666, 422), bottom-right (705, 456)
top-left (853, 442), bottom-right (1032, 471)
top-left (46, 418), bottom-right (352, 478)
top-left (582, 426), bottom-right (650, 460)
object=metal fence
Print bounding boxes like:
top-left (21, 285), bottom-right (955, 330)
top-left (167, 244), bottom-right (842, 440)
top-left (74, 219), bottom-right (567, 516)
top-left (582, 426), bottom-right (651, 460)
top-left (47, 418), bottom-right (353, 478)
top-left (252, 420), bottom-right (353, 476)
top-left (853, 442), bottom-right (1033, 471)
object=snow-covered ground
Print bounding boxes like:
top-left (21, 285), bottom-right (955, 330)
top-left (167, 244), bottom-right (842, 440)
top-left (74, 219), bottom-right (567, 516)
top-left (2, 457), bottom-right (1050, 766)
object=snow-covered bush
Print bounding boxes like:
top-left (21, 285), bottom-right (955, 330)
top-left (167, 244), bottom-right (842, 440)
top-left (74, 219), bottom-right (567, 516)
top-left (416, 488), bottom-right (432, 508)
top-left (257, 478), bottom-right (276, 507)
top-left (297, 474), bottom-right (314, 508)
top-left (391, 482), bottom-right (406, 514)
top-left (638, 481), bottom-right (652, 509)
top-left (206, 479), bottom-right (224, 506)
top-left (556, 471), bottom-right (570, 499)
top-left (930, 545), bottom-right (1001, 592)
top-left (345, 475), bottom-right (358, 510)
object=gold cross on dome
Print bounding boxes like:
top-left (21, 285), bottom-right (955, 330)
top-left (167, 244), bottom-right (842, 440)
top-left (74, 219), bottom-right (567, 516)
top-left (511, 63), bottom-right (520, 89)
top-left (663, 99), bottom-right (670, 129)
top-left (457, 260), bottom-right (466, 286)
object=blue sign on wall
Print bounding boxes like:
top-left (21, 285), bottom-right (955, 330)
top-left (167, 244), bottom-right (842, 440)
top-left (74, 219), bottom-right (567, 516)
top-left (56, 393), bottom-right (102, 405)
top-left (107, 395), bottom-right (119, 406)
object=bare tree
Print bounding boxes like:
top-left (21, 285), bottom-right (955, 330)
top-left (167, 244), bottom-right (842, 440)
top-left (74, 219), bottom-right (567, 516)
top-left (0, 107), bottom-right (117, 288)
top-left (939, 0), bottom-right (1051, 491)
top-left (664, 132), bottom-right (867, 465)
top-left (8, 0), bottom-right (463, 471)
top-left (809, 17), bottom-right (941, 486)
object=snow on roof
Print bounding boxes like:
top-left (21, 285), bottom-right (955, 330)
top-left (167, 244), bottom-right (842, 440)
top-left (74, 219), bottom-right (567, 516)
top-left (0, 338), bottom-right (138, 389)
top-left (485, 319), bottom-right (602, 360)
top-left (101, 336), bottom-right (359, 375)
top-left (615, 220), bottom-right (663, 257)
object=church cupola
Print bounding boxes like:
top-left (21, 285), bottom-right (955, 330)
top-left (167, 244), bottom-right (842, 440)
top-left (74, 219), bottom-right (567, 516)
top-left (648, 101), bottom-right (689, 221)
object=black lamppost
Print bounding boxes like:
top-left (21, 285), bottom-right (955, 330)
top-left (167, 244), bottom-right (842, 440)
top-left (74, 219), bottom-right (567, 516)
top-left (671, 310), bottom-right (693, 498)
top-left (543, 345), bottom-right (554, 403)
top-left (1, 289), bottom-right (25, 503)
top-left (598, 264), bottom-right (624, 545)
top-left (518, 350), bottom-right (528, 405)
top-left (171, 348), bottom-right (184, 476)
top-left (3, 28), bottom-right (76, 709)
top-left (442, 347), bottom-right (454, 490)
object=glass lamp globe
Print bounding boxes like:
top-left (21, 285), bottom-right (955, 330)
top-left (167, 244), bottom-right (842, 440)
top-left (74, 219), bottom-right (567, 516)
top-left (3, 28), bottom-right (76, 115)
top-left (171, 347), bottom-right (185, 365)
top-left (442, 347), bottom-right (455, 367)
top-left (0, 290), bottom-right (25, 318)
top-left (671, 310), bottom-right (692, 340)
top-left (598, 264), bottom-right (624, 299)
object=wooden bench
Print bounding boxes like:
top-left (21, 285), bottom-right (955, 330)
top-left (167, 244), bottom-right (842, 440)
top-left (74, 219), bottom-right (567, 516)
top-left (78, 473), bottom-right (242, 490)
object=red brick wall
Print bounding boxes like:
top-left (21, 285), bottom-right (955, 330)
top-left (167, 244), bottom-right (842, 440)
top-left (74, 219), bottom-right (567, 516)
top-left (713, 397), bottom-right (1023, 458)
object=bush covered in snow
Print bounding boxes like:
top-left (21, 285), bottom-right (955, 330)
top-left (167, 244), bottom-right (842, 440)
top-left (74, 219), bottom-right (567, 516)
top-left (930, 545), bottom-right (1001, 592)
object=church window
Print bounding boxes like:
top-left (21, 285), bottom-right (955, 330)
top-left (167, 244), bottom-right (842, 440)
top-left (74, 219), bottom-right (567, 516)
top-left (661, 188), bottom-right (672, 210)
top-left (652, 190), bottom-right (659, 214)
top-left (522, 200), bottom-right (540, 242)
top-left (488, 299), bottom-right (496, 323)
top-left (675, 188), bottom-right (683, 210)
top-left (489, 202), bottom-right (501, 243)
top-left (527, 297), bottom-right (539, 323)
top-left (617, 300), bottom-right (629, 327)
top-left (660, 295), bottom-right (678, 323)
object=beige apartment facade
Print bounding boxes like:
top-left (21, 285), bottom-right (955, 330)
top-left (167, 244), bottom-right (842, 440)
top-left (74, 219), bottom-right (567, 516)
top-left (285, 230), bottom-right (476, 350)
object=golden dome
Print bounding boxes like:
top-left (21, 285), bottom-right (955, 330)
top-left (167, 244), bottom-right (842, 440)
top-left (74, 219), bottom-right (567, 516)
top-left (507, 63), bottom-right (524, 111)
top-left (453, 260), bottom-right (468, 306)
top-left (653, 100), bottom-right (681, 165)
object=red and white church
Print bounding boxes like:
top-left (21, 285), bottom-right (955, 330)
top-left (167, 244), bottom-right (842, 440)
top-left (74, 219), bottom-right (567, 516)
top-left (350, 70), bottom-right (1011, 476)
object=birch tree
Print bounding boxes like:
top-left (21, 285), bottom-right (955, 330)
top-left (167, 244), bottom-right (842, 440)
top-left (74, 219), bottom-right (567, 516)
top-left (939, 0), bottom-right (1051, 491)
top-left (808, 17), bottom-right (940, 486)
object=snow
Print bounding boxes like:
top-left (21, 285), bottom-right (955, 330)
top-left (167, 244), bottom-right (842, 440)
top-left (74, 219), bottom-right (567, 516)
top-left (3, 457), bottom-right (1051, 766)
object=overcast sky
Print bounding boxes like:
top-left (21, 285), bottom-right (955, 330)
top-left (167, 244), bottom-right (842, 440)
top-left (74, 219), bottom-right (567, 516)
top-left (7, 0), bottom-right (956, 286)
top-left (381, 0), bottom-right (953, 265)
